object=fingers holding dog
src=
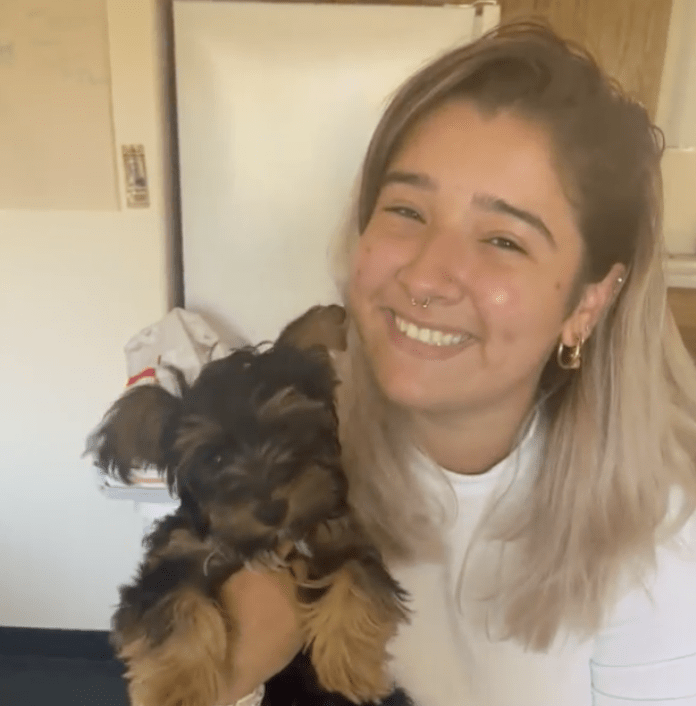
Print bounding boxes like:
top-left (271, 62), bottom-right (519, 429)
top-left (215, 567), bottom-right (305, 704)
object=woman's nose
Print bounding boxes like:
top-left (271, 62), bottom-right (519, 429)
top-left (396, 225), bottom-right (467, 304)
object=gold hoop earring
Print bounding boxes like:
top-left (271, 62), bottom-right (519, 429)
top-left (557, 338), bottom-right (583, 370)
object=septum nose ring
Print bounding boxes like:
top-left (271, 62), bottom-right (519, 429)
top-left (411, 297), bottom-right (430, 309)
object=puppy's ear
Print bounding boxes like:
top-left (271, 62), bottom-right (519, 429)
top-left (86, 384), bottom-right (182, 484)
top-left (277, 304), bottom-right (347, 353)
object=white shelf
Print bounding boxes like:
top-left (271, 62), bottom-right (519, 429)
top-left (667, 256), bottom-right (696, 289)
top-left (93, 466), bottom-right (178, 504)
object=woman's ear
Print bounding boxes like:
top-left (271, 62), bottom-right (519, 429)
top-left (560, 262), bottom-right (626, 346)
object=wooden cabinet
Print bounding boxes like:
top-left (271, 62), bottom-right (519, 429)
top-left (668, 289), bottom-right (696, 358)
top-left (499, 0), bottom-right (674, 118)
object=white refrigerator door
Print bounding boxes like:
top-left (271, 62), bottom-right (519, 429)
top-left (174, 1), bottom-right (499, 343)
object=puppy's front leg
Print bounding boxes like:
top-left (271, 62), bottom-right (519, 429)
top-left (292, 518), bottom-right (410, 704)
top-left (113, 519), bottom-right (241, 706)
top-left (118, 585), bottom-right (234, 706)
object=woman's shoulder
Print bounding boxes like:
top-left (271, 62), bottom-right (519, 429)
top-left (606, 506), bottom-right (696, 631)
top-left (589, 509), bottom-right (696, 701)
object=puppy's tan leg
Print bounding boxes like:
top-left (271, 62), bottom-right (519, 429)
top-left (119, 590), bottom-right (234, 706)
top-left (295, 552), bottom-right (409, 703)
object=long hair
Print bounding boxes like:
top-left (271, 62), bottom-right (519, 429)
top-left (331, 22), bottom-right (696, 649)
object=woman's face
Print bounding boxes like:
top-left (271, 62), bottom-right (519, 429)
top-left (349, 100), bottom-right (589, 421)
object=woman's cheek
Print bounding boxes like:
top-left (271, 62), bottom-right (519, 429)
top-left (348, 243), bottom-right (379, 312)
top-left (489, 286), bottom-right (509, 307)
top-left (485, 283), bottom-right (524, 343)
top-left (487, 284), bottom-right (518, 311)
top-left (351, 238), bottom-right (394, 290)
top-left (349, 247), bottom-right (370, 292)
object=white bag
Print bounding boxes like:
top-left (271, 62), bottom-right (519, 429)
top-left (123, 307), bottom-right (248, 395)
top-left (94, 308), bottom-right (248, 496)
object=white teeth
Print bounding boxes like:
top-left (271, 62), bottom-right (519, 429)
top-left (394, 315), bottom-right (468, 347)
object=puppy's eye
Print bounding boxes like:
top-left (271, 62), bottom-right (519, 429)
top-left (202, 449), bottom-right (224, 468)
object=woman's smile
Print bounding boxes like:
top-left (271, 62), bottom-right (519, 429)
top-left (392, 312), bottom-right (472, 346)
top-left (382, 308), bottom-right (477, 361)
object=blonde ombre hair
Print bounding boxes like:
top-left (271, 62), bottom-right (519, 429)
top-left (331, 22), bottom-right (696, 650)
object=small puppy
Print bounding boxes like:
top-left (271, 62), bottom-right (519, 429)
top-left (87, 305), bottom-right (412, 706)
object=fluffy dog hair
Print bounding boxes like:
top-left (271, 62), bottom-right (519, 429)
top-left (86, 305), bottom-right (413, 706)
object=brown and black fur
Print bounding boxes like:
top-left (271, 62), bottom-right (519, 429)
top-left (86, 305), bottom-right (413, 706)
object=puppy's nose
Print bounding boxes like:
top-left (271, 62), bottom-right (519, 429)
top-left (254, 498), bottom-right (289, 527)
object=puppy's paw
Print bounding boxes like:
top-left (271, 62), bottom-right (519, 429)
top-left (117, 589), bottom-right (233, 706)
top-left (299, 563), bottom-right (409, 704)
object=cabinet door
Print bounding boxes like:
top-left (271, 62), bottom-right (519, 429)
top-left (499, 0), bottom-right (673, 117)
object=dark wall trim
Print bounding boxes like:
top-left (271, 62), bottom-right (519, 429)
top-left (0, 627), bottom-right (116, 661)
top-left (163, 0), bottom-right (185, 309)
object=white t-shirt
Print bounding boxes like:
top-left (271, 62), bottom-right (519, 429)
top-left (386, 423), bottom-right (696, 706)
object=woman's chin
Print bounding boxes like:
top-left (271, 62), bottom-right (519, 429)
top-left (371, 360), bottom-right (450, 412)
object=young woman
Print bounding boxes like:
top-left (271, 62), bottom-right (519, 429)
top-left (222, 22), bottom-right (696, 706)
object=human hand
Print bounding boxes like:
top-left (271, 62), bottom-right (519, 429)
top-left (216, 567), bottom-right (305, 704)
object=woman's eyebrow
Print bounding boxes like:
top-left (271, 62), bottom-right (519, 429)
top-left (381, 170), bottom-right (438, 190)
top-left (472, 192), bottom-right (557, 248)
top-left (378, 178), bottom-right (557, 247)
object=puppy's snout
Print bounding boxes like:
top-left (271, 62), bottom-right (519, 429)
top-left (254, 498), bottom-right (289, 527)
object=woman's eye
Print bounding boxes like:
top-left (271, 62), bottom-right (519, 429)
top-left (383, 205), bottom-right (424, 222)
top-left (487, 235), bottom-right (526, 254)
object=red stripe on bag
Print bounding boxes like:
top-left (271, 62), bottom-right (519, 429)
top-left (126, 367), bottom-right (157, 387)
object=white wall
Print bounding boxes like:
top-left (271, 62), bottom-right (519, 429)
top-left (0, 0), bottom-right (172, 629)
top-left (175, 1), bottom-right (489, 344)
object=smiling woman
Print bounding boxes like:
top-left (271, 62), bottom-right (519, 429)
top-left (209, 21), bottom-right (696, 706)
top-left (323, 21), bottom-right (696, 706)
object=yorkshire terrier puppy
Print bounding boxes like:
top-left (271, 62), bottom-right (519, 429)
top-left (87, 305), bottom-right (412, 706)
